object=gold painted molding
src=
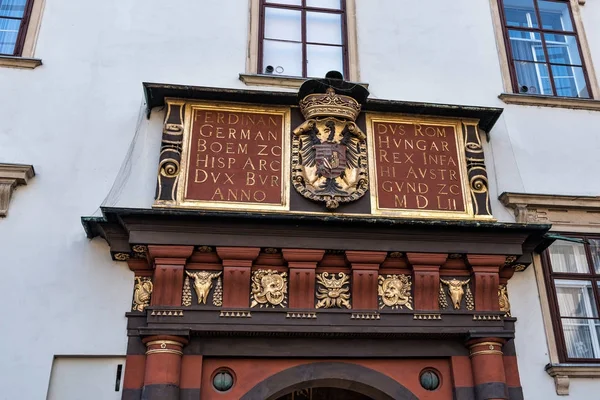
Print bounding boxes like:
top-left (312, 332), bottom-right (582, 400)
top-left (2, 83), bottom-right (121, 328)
top-left (0, 163), bottom-right (34, 217)
top-left (499, 93), bottom-right (600, 111)
top-left (546, 364), bottom-right (600, 395)
top-left (500, 192), bottom-right (600, 232)
top-left (0, 56), bottom-right (42, 70)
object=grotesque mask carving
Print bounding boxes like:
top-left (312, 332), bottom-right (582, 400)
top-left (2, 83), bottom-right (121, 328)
top-left (316, 272), bottom-right (351, 309)
top-left (132, 277), bottom-right (153, 312)
top-left (378, 274), bottom-right (413, 310)
top-left (251, 269), bottom-right (287, 308)
top-left (185, 270), bottom-right (222, 304)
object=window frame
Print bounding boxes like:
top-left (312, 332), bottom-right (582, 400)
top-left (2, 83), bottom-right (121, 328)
top-left (497, 0), bottom-right (593, 99)
top-left (543, 234), bottom-right (600, 362)
top-left (0, 0), bottom-right (36, 57)
top-left (257, 0), bottom-right (349, 79)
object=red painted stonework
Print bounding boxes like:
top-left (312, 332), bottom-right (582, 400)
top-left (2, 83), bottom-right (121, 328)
top-left (467, 337), bottom-right (507, 399)
top-left (407, 253), bottom-right (447, 310)
top-left (467, 255), bottom-right (505, 311)
top-left (142, 336), bottom-right (188, 386)
top-left (283, 249), bottom-right (324, 309)
top-left (346, 251), bottom-right (386, 310)
top-left (218, 247), bottom-right (259, 308)
top-left (181, 355), bottom-right (203, 390)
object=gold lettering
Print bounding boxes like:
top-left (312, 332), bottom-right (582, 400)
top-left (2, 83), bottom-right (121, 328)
top-left (241, 129), bottom-right (251, 140)
top-left (211, 188), bottom-right (224, 200)
top-left (215, 127), bottom-right (225, 139)
top-left (228, 113), bottom-right (239, 125)
top-left (195, 169), bottom-right (207, 183)
top-left (199, 124), bottom-right (213, 137)
top-left (379, 149), bottom-right (389, 163)
top-left (416, 195), bottom-right (428, 209)
top-left (217, 113), bottom-right (225, 124)
top-left (382, 181), bottom-right (393, 193)
top-left (228, 128), bottom-right (236, 139)
top-left (204, 112), bottom-right (213, 123)
top-left (394, 194), bottom-right (407, 208)
top-left (246, 172), bottom-right (255, 186)
top-left (243, 158), bottom-right (256, 170)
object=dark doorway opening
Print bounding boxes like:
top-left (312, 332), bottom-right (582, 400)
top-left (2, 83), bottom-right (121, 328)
top-left (276, 387), bottom-right (374, 400)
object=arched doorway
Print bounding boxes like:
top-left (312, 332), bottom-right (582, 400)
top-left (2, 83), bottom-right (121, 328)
top-left (276, 387), bottom-right (373, 400)
top-left (240, 362), bottom-right (419, 400)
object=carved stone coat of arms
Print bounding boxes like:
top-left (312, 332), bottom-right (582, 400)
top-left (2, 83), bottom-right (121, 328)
top-left (292, 79), bottom-right (369, 210)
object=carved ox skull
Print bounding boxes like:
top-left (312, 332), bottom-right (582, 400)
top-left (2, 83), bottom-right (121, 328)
top-left (440, 278), bottom-right (470, 310)
top-left (185, 271), bottom-right (222, 304)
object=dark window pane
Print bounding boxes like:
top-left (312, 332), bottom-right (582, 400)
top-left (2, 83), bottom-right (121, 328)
top-left (562, 318), bottom-right (600, 358)
top-left (503, 0), bottom-right (538, 28)
top-left (551, 65), bottom-right (589, 98)
top-left (545, 33), bottom-right (582, 65)
top-left (264, 7), bottom-right (301, 42)
top-left (0, 17), bottom-right (20, 55)
top-left (263, 39), bottom-right (302, 76)
top-left (306, 0), bottom-right (341, 9)
top-left (538, 0), bottom-right (574, 31)
top-left (509, 30), bottom-right (544, 62)
top-left (513, 61), bottom-right (552, 95)
top-left (0, 0), bottom-right (26, 18)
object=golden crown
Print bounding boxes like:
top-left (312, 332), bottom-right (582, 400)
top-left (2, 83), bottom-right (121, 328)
top-left (298, 87), bottom-right (361, 121)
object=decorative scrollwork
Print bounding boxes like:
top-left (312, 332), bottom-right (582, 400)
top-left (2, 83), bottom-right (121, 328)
top-left (499, 284), bottom-right (511, 316)
top-left (251, 269), bottom-right (288, 308)
top-left (132, 277), bottom-right (153, 312)
top-left (316, 272), bottom-right (351, 309)
top-left (378, 274), bottom-right (413, 310)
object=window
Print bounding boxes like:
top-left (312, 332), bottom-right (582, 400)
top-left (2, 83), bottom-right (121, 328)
top-left (0, 0), bottom-right (34, 56)
top-left (498, 0), bottom-right (591, 98)
top-left (258, 0), bottom-right (347, 79)
top-left (544, 237), bottom-right (600, 361)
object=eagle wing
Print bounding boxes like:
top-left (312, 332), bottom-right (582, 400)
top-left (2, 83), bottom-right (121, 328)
top-left (300, 126), bottom-right (320, 167)
top-left (340, 127), bottom-right (361, 169)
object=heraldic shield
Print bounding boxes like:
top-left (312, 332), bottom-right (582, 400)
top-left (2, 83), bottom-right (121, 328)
top-left (292, 75), bottom-right (370, 210)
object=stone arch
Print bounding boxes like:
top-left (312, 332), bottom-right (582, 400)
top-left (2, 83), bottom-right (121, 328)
top-left (240, 361), bottom-right (419, 400)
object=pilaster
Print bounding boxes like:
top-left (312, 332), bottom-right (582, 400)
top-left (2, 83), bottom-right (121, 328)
top-left (407, 253), bottom-right (447, 310)
top-left (217, 247), bottom-right (260, 308)
top-left (346, 251), bottom-right (387, 310)
top-left (282, 249), bottom-right (324, 309)
top-left (468, 255), bottom-right (505, 311)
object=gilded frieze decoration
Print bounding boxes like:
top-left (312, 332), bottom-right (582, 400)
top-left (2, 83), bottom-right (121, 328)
top-left (499, 284), bottom-right (511, 317)
top-left (316, 272), bottom-right (351, 309)
top-left (132, 277), bottom-right (153, 312)
top-left (439, 278), bottom-right (474, 311)
top-left (154, 100), bottom-right (291, 212)
top-left (184, 271), bottom-right (222, 305)
top-left (155, 100), bottom-right (185, 203)
top-left (250, 269), bottom-right (288, 308)
top-left (463, 123), bottom-right (493, 217)
top-left (292, 81), bottom-right (369, 210)
top-left (378, 274), bottom-right (413, 310)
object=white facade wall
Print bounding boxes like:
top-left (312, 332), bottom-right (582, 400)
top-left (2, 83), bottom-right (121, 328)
top-left (1, 0), bottom-right (599, 398)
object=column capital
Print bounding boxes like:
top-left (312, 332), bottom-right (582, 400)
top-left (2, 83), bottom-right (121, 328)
top-left (467, 255), bottom-right (506, 267)
top-left (345, 251), bottom-right (387, 267)
top-left (406, 252), bottom-right (447, 266)
top-left (216, 247), bottom-right (260, 261)
top-left (143, 335), bottom-right (189, 356)
top-left (148, 245), bottom-right (194, 263)
top-left (282, 249), bottom-right (325, 264)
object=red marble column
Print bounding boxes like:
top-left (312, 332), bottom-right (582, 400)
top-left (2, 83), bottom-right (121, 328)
top-left (282, 249), bottom-right (324, 309)
top-left (217, 247), bottom-right (260, 308)
top-left (407, 253), bottom-right (447, 310)
top-left (148, 246), bottom-right (194, 306)
top-left (142, 335), bottom-right (189, 399)
top-left (467, 338), bottom-right (508, 400)
top-left (346, 251), bottom-right (387, 310)
top-left (467, 255), bottom-right (505, 311)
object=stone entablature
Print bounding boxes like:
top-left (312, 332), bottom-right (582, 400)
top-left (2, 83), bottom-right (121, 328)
top-left (500, 192), bottom-right (600, 233)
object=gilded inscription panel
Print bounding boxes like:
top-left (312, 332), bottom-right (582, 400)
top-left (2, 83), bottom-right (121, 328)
top-left (166, 101), bottom-right (290, 211)
top-left (367, 114), bottom-right (475, 219)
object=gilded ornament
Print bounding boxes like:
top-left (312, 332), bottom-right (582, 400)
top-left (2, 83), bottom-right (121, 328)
top-left (315, 272), bottom-right (351, 309)
top-left (465, 284), bottom-right (474, 311)
top-left (378, 274), bottom-right (413, 310)
top-left (440, 278), bottom-right (471, 310)
top-left (182, 276), bottom-right (192, 307)
top-left (251, 269), bottom-right (288, 308)
top-left (114, 252), bottom-right (130, 261)
top-left (132, 277), bottom-right (153, 312)
top-left (438, 284), bottom-right (448, 309)
top-left (292, 82), bottom-right (369, 210)
top-left (213, 276), bottom-right (223, 307)
top-left (499, 284), bottom-right (511, 316)
top-left (197, 245), bottom-right (213, 253)
top-left (185, 270), bottom-right (222, 304)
